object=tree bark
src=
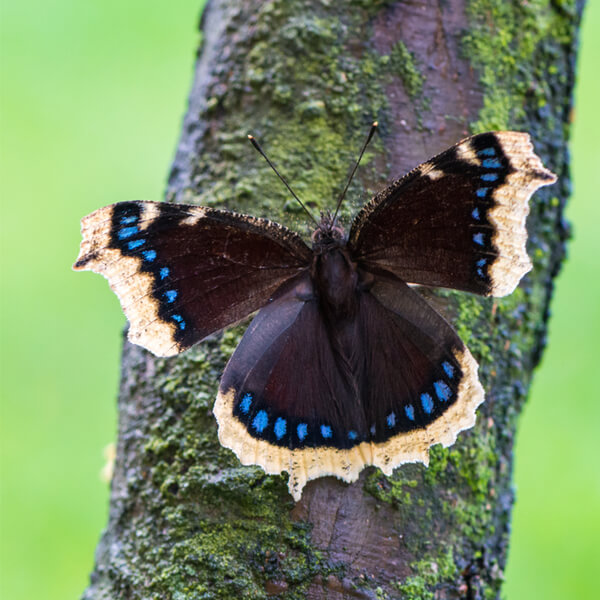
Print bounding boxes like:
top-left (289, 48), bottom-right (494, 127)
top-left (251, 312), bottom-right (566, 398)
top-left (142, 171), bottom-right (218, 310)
top-left (83, 0), bottom-right (584, 598)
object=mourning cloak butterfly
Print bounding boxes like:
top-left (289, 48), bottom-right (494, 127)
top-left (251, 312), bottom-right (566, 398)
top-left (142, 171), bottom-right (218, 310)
top-left (74, 129), bottom-right (556, 501)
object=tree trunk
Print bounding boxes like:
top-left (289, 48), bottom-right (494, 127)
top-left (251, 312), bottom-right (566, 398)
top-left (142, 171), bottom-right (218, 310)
top-left (83, 0), bottom-right (583, 598)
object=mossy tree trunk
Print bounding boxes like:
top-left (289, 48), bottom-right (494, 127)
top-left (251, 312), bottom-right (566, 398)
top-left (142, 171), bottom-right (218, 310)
top-left (83, 0), bottom-right (583, 598)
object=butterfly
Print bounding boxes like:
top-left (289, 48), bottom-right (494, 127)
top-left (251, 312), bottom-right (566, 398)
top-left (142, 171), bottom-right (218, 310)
top-left (74, 128), bottom-right (556, 501)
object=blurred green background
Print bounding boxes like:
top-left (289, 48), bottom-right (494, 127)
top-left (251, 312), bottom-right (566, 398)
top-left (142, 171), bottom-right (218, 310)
top-left (1, 2), bottom-right (598, 599)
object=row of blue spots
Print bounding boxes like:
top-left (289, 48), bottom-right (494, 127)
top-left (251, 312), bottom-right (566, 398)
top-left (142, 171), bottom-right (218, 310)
top-left (240, 393), bottom-right (358, 444)
top-left (427, 359), bottom-right (456, 411)
top-left (116, 214), bottom-right (186, 332)
top-left (473, 147), bottom-right (500, 254)
top-left (390, 359), bottom-right (457, 423)
top-left (117, 216), bottom-right (147, 253)
top-left (477, 148), bottom-right (500, 197)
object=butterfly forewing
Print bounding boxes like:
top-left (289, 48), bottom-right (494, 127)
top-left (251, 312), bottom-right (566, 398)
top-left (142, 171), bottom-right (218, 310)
top-left (349, 132), bottom-right (557, 297)
top-left (74, 201), bottom-right (312, 356)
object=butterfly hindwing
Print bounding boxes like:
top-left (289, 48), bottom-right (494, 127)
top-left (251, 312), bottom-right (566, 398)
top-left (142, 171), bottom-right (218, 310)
top-left (215, 269), bottom-right (483, 501)
top-left (360, 273), bottom-right (483, 454)
top-left (348, 132), bottom-right (557, 297)
top-left (74, 201), bottom-right (312, 356)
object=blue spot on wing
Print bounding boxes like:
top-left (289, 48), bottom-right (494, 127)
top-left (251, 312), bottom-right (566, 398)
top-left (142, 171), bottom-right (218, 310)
top-left (473, 233), bottom-right (485, 246)
top-left (481, 173), bottom-right (498, 182)
top-left (348, 430), bottom-right (358, 440)
top-left (434, 380), bottom-right (452, 402)
top-left (165, 290), bottom-right (178, 303)
top-left (240, 393), bottom-right (252, 414)
top-left (274, 418), bottom-right (287, 440)
top-left (442, 361), bottom-right (455, 379)
top-left (421, 393), bottom-right (434, 414)
top-left (476, 187), bottom-right (489, 198)
top-left (478, 147), bottom-right (495, 157)
top-left (297, 423), bottom-right (308, 441)
top-left (386, 412), bottom-right (396, 428)
top-left (472, 207), bottom-right (481, 220)
top-left (476, 258), bottom-right (487, 278)
top-left (118, 226), bottom-right (138, 240)
top-left (482, 158), bottom-right (502, 169)
top-left (120, 215), bottom-right (138, 225)
top-left (160, 267), bottom-right (169, 279)
top-left (171, 314), bottom-right (186, 330)
top-left (320, 425), bottom-right (332, 439)
top-left (405, 405), bottom-right (415, 421)
top-left (142, 250), bottom-right (156, 262)
top-left (128, 239), bottom-right (145, 250)
top-left (252, 410), bottom-right (268, 433)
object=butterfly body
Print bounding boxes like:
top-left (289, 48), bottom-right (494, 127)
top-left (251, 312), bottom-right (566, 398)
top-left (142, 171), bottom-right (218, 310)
top-left (75, 131), bottom-right (556, 500)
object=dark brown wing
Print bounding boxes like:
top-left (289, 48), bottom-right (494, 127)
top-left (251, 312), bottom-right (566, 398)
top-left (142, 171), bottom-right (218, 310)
top-left (348, 132), bottom-right (556, 297)
top-left (215, 270), bottom-right (483, 501)
top-left (74, 201), bottom-right (312, 356)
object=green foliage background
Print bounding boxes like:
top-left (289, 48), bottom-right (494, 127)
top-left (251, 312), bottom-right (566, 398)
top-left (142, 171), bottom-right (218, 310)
top-left (1, 2), bottom-right (597, 599)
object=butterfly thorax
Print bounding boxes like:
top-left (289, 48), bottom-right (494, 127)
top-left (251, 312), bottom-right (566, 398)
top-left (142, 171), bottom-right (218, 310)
top-left (310, 244), bottom-right (360, 320)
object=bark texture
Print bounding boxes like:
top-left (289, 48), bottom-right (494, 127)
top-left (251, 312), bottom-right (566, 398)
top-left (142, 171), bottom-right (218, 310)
top-left (83, 1), bottom-right (584, 598)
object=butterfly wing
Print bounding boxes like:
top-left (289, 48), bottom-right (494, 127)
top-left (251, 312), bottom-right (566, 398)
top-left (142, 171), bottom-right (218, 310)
top-left (74, 201), bottom-right (312, 356)
top-left (215, 269), bottom-right (483, 501)
top-left (348, 131), bottom-right (557, 296)
top-left (358, 272), bottom-right (483, 463)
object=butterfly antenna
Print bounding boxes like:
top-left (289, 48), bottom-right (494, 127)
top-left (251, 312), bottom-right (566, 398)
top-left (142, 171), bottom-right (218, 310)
top-left (247, 135), bottom-right (320, 227)
top-left (332, 121), bottom-right (378, 225)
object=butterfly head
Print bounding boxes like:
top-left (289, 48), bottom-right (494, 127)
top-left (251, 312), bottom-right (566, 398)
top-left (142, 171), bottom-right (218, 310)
top-left (312, 213), bottom-right (346, 251)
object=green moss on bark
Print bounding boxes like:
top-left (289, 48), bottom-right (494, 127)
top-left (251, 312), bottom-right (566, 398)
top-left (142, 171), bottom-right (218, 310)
top-left (389, 41), bottom-right (424, 101)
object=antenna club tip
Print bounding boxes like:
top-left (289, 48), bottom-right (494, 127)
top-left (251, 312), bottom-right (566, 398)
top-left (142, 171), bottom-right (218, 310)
top-left (247, 134), bottom-right (254, 140)
top-left (372, 121), bottom-right (378, 127)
